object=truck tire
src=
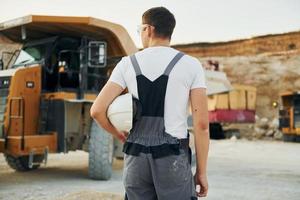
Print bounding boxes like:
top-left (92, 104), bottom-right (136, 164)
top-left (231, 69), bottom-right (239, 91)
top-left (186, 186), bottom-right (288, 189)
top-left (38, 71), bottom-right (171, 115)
top-left (88, 120), bottom-right (114, 180)
top-left (209, 123), bottom-right (225, 139)
top-left (4, 154), bottom-right (43, 171)
top-left (283, 134), bottom-right (296, 142)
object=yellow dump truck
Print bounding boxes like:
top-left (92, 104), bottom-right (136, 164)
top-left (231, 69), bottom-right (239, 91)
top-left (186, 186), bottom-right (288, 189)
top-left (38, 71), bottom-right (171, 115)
top-left (0, 15), bottom-right (137, 180)
top-left (279, 91), bottom-right (300, 142)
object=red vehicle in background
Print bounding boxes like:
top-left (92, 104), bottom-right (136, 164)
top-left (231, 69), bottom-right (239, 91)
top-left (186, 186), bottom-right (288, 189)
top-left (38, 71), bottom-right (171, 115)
top-left (188, 67), bottom-right (257, 139)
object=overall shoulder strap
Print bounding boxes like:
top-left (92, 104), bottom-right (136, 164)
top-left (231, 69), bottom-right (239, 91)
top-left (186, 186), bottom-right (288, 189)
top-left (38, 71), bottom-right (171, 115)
top-left (130, 54), bottom-right (142, 76)
top-left (163, 52), bottom-right (185, 76)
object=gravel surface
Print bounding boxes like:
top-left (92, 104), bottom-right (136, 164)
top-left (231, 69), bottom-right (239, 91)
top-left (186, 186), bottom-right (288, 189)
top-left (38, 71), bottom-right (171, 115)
top-left (0, 138), bottom-right (299, 200)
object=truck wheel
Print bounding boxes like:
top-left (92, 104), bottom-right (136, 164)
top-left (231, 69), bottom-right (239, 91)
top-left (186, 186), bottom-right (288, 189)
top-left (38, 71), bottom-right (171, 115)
top-left (295, 135), bottom-right (300, 143)
top-left (209, 123), bottom-right (225, 139)
top-left (88, 120), bottom-right (114, 180)
top-left (283, 134), bottom-right (296, 142)
top-left (4, 154), bottom-right (43, 171)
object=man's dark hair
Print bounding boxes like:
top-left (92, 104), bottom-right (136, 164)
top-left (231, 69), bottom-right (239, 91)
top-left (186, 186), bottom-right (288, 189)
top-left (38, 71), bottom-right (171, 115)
top-left (142, 7), bottom-right (176, 39)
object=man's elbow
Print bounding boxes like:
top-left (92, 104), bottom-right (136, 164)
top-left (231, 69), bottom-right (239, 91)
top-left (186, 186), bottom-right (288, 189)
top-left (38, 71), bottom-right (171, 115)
top-left (90, 108), bottom-right (97, 119)
top-left (194, 120), bottom-right (209, 132)
top-left (90, 105), bottom-right (104, 120)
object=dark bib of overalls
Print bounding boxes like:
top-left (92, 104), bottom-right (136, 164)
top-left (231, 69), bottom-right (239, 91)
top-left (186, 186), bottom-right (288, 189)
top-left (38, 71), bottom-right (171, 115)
top-left (123, 52), bottom-right (189, 159)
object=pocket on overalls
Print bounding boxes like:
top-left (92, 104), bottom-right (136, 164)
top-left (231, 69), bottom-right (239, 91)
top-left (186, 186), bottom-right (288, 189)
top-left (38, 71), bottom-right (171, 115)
top-left (123, 154), bottom-right (141, 187)
top-left (156, 149), bottom-right (190, 187)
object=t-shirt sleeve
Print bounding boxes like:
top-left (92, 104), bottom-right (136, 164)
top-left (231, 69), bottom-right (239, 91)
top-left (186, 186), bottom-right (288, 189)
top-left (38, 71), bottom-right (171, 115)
top-left (190, 58), bottom-right (207, 89)
top-left (108, 57), bottom-right (127, 89)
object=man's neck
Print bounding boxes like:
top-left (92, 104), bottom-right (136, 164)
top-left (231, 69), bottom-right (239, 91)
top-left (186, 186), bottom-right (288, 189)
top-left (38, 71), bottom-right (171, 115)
top-left (148, 38), bottom-right (170, 47)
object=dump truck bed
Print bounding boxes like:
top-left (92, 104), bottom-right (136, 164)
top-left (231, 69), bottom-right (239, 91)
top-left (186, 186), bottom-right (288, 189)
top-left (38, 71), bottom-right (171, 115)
top-left (0, 15), bottom-right (137, 56)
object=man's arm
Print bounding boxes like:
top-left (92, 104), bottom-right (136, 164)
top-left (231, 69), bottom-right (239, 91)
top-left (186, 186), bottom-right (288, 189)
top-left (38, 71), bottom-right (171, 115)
top-left (90, 81), bottom-right (127, 143)
top-left (190, 88), bottom-right (209, 197)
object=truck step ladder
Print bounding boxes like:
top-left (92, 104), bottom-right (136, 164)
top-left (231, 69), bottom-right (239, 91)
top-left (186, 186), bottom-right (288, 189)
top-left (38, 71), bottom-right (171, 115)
top-left (5, 97), bottom-right (25, 150)
top-left (28, 147), bottom-right (49, 168)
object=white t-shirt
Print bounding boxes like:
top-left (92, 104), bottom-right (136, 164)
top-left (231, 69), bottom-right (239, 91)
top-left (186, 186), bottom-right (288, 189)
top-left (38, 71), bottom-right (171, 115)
top-left (108, 46), bottom-right (206, 139)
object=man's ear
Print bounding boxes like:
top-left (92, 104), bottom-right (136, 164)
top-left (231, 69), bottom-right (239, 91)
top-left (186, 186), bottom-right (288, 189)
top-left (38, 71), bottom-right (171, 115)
top-left (148, 26), bottom-right (155, 38)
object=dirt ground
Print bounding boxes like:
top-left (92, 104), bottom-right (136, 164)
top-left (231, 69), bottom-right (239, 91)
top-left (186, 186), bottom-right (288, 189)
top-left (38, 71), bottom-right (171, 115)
top-left (0, 138), bottom-right (299, 200)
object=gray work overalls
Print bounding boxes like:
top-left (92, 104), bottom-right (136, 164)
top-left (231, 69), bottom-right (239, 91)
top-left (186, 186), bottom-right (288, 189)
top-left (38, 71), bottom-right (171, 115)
top-left (123, 52), bottom-right (197, 200)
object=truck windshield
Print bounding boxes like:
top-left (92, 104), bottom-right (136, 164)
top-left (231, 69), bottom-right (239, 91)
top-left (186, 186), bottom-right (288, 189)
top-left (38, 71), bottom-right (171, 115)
top-left (14, 50), bottom-right (35, 65)
top-left (13, 45), bottom-right (46, 67)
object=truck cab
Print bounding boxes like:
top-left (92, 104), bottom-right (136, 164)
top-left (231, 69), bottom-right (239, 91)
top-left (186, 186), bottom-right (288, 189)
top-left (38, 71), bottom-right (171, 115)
top-left (279, 91), bottom-right (300, 142)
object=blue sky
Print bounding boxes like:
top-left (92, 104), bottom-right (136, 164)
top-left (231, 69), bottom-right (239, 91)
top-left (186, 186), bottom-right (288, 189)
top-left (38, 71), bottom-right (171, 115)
top-left (0, 0), bottom-right (299, 47)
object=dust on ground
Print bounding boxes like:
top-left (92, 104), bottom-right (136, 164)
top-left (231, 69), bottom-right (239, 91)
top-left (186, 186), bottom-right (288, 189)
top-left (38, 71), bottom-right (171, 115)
top-left (0, 138), bottom-right (299, 200)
